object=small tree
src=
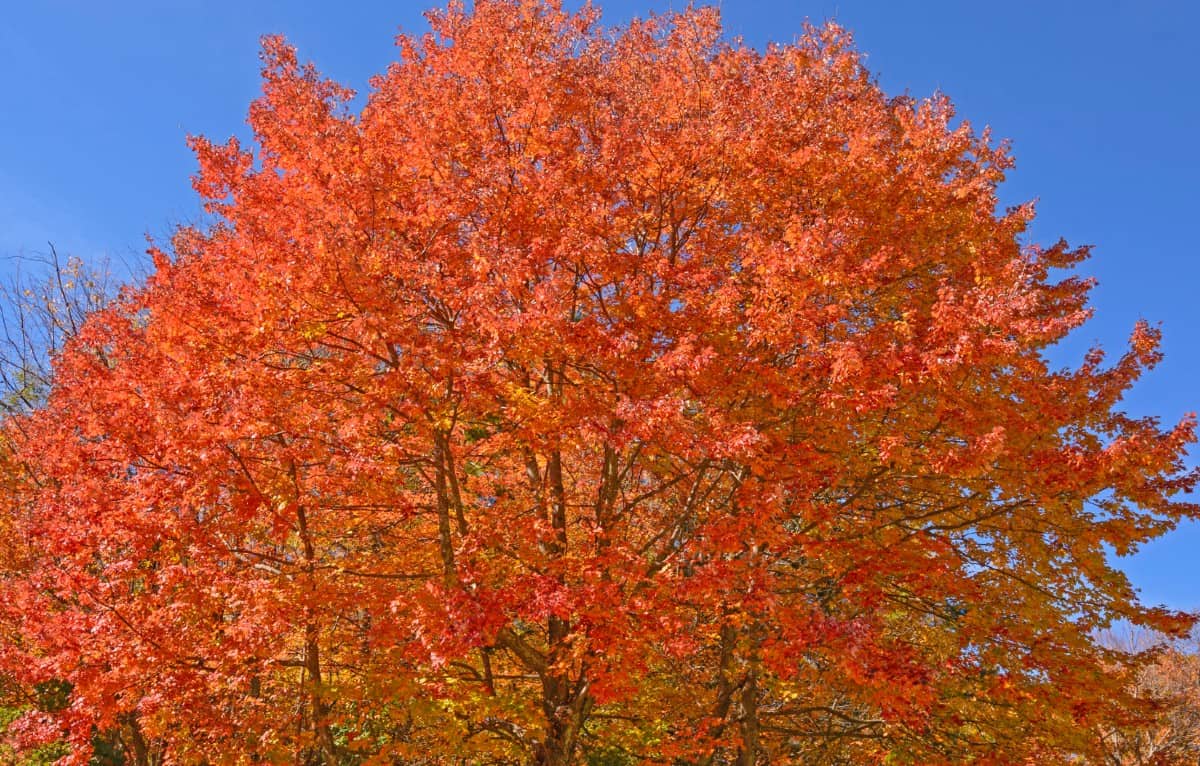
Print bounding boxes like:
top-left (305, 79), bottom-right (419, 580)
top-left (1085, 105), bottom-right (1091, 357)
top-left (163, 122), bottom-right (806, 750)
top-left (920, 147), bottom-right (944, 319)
top-left (0, 246), bottom-right (115, 414)
top-left (1095, 628), bottom-right (1200, 766)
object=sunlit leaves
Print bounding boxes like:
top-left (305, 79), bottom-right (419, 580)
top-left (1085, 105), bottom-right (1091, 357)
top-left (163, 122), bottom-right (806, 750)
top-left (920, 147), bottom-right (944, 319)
top-left (0, 1), bottom-right (1195, 764)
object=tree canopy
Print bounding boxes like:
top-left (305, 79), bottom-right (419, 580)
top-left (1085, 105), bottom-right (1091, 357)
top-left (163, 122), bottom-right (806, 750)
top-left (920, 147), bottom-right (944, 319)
top-left (1, 1), bottom-right (1196, 764)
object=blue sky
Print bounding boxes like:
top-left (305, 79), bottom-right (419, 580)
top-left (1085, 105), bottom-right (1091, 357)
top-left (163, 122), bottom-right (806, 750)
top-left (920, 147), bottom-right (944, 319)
top-left (2, 1), bottom-right (1196, 610)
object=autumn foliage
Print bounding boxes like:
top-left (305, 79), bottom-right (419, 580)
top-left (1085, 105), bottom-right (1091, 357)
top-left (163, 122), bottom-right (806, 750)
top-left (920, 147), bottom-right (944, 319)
top-left (1, 1), bottom-right (1197, 764)
top-left (1096, 629), bottom-right (1200, 765)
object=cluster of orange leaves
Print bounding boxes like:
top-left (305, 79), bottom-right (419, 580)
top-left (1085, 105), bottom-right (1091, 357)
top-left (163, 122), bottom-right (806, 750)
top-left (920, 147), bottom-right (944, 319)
top-left (0, 2), bottom-right (1196, 764)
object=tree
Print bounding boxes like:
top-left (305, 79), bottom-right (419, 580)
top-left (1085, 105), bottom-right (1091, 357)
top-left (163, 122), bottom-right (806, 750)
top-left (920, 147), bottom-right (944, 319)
top-left (1095, 628), bottom-right (1200, 766)
top-left (0, 246), bottom-right (115, 415)
top-left (1, 1), bottom-right (1196, 764)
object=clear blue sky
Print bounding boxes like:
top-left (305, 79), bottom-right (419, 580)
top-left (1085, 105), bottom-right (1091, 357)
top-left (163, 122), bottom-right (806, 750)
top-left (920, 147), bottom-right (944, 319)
top-left (2, 2), bottom-right (1196, 610)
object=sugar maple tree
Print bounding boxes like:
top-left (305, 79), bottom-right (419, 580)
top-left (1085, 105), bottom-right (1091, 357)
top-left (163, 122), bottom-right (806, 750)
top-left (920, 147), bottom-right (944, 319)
top-left (1, 1), bottom-right (1197, 764)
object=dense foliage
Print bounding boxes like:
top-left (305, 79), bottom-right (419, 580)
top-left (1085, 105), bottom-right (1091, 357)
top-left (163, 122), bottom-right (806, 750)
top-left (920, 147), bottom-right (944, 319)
top-left (1, 2), bottom-right (1196, 763)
